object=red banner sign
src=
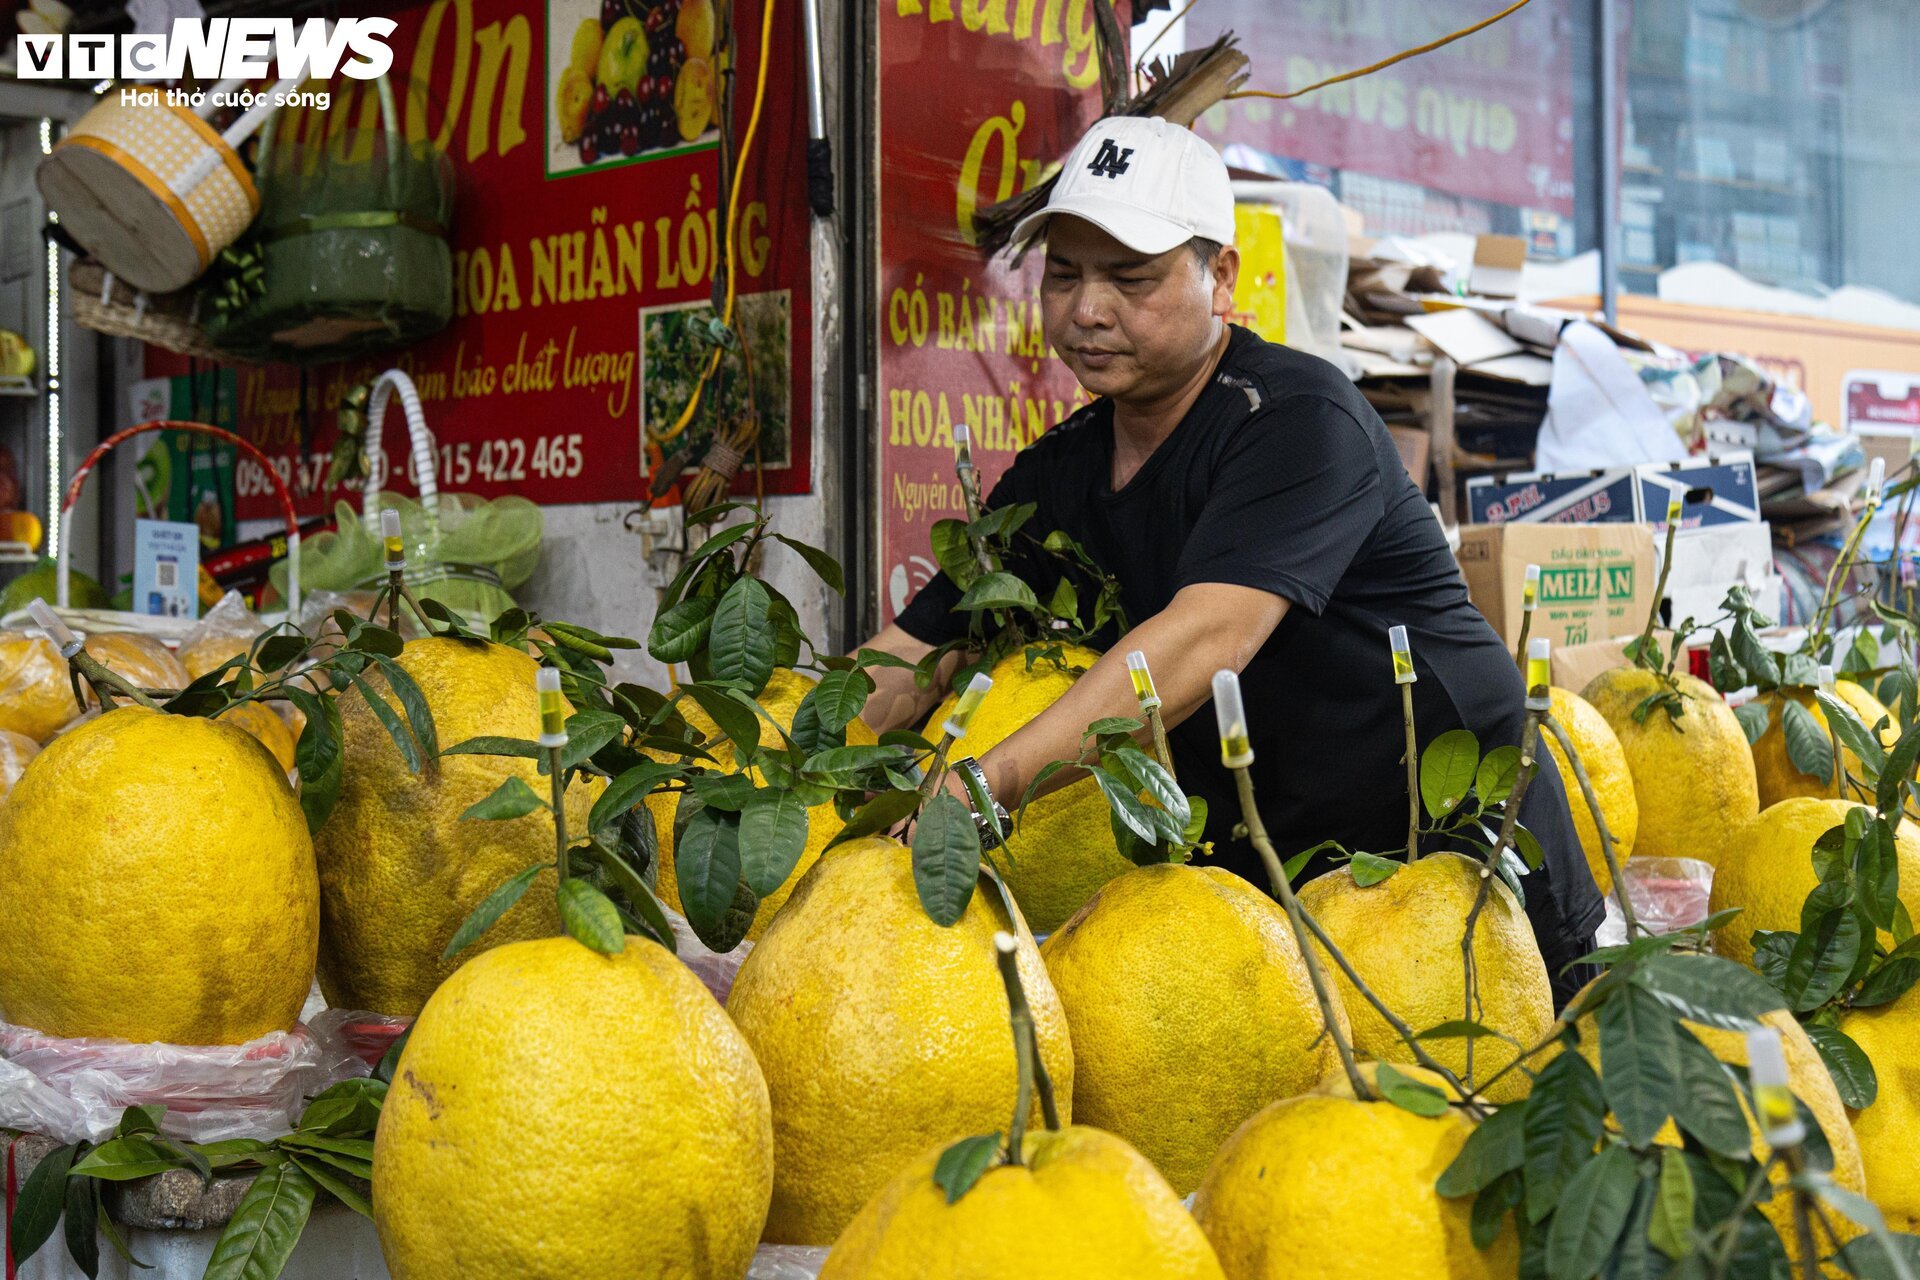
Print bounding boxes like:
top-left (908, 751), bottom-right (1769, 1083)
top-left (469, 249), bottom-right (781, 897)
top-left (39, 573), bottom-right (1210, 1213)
top-left (873, 0), bottom-right (1124, 623)
top-left (147, 0), bottom-right (813, 521)
top-left (1189, 1), bottom-right (1574, 214)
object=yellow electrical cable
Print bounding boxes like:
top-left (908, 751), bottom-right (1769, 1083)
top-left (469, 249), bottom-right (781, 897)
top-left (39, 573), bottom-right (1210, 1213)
top-left (1228, 0), bottom-right (1535, 102)
top-left (655, 0), bottom-right (778, 447)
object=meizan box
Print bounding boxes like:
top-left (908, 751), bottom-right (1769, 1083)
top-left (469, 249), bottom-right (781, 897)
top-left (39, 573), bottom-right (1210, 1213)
top-left (1464, 468), bottom-right (1638, 525)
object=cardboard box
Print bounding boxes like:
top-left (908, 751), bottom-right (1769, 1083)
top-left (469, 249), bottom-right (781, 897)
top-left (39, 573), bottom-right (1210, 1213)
top-left (1661, 521), bottom-right (1780, 633)
top-left (1469, 234), bottom-right (1528, 298)
top-left (1457, 523), bottom-right (1656, 650)
top-left (1551, 633), bottom-right (1677, 694)
top-left (1636, 451), bottom-right (1760, 530)
top-left (1465, 468), bottom-right (1639, 525)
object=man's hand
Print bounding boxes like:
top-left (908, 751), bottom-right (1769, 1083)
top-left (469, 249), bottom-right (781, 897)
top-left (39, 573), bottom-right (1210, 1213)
top-left (854, 624), bottom-right (963, 736)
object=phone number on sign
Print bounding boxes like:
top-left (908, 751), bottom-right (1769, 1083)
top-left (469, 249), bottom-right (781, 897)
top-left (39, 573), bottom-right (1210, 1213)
top-left (234, 435), bottom-right (587, 499)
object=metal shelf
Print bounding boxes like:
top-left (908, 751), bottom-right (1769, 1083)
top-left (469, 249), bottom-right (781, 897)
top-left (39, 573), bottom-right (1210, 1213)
top-left (0, 376), bottom-right (38, 398)
top-left (0, 542), bottom-right (38, 565)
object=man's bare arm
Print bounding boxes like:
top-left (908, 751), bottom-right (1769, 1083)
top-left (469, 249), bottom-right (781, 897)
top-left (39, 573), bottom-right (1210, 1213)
top-left (963, 583), bottom-right (1289, 807)
top-left (854, 624), bottom-right (965, 736)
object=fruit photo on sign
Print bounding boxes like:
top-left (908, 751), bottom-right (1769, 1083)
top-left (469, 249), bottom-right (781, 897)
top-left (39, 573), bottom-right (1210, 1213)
top-left (544, 0), bottom-right (725, 176)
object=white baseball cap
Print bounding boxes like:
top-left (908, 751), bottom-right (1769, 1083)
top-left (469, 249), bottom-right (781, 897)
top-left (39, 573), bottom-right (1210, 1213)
top-left (1011, 116), bottom-right (1235, 257)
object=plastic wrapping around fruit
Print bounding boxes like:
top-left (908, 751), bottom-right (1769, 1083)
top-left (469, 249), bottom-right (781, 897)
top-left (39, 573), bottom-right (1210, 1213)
top-left (644, 667), bottom-right (876, 941)
top-left (77, 633), bottom-right (189, 708)
top-left (1572, 1002), bottom-right (1866, 1265)
top-left (727, 836), bottom-right (1074, 1246)
top-left (922, 646), bottom-right (1133, 934)
top-left (0, 633), bottom-right (70, 741)
top-left (0, 728), bottom-right (39, 802)
top-left (179, 633), bottom-right (251, 681)
top-left (821, 1125), bottom-right (1226, 1280)
top-left (1749, 682), bottom-right (1898, 808)
top-left (1040, 863), bottom-right (1348, 1195)
top-left (313, 638), bottom-right (602, 1017)
top-left (1838, 992), bottom-right (1920, 1234)
top-left (1541, 687), bottom-right (1638, 897)
top-left (374, 936), bottom-right (773, 1280)
top-left (1298, 853), bottom-right (1553, 1104)
top-left (1580, 669), bottom-right (1756, 866)
top-left (1708, 798), bottom-right (1920, 967)
top-left (1192, 1063), bottom-right (1516, 1280)
top-left (0, 707), bottom-right (317, 1044)
top-left (218, 699), bottom-right (296, 773)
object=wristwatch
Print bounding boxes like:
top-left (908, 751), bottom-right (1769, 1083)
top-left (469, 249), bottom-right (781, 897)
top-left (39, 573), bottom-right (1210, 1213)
top-left (953, 756), bottom-right (1010, 851)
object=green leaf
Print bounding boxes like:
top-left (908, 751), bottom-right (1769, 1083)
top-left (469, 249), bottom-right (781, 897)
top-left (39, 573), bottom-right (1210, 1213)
top-left (1522, 1050), bottom-right (1607, 1223)
top-left (771, 533), bottom-right (845, 594)
top-left (1785, 905), bottom-right (1864, 1012)
top-left (438, 735), bottom-right (542, 759)
top-left (739, 787), bottom-right (811, 897)
top-left (1421, 729), bottom-right (1480, 819)
top-left (370, 657), bottom-right (438, 760)
top-left (1709, 630), bottom-right (1746, 693)
top-left (440, 863), bottom-right (546, 960)
top-left (971, 501), bottom-right (1036, 541)
top-left (255, 633), bottom-right (309, 672)
top-left (459, 776), bottom-right (547, 822)
top-left (558, 878), bottom-right (626, 954)
top-left (286, 1156), bottom-right (371, 1218)
top-left (1835, 1232), bottom-right (1920, 1280)
top-left (1349, 850), bottom-right (1403, 887)
top-left (1437, 1103), bottom-right (1528, 1197)
top-left (297, 1079), bottom-right (387, 1137)
top-left (1733, 700), bottom-right (1772, 745)
top-left (1732, 616), bottom-right (1782, 689)
top-left (1105, 745), bottom-right (1190, 831)
top-left (1089, 764), bottom-right (1185, 848)
top-left (648, 596), bottom-right (716, 665)
top-left (10, 1141), bottom-right (77, 1265)
top-left (675, 804), bottom-right (745, 940)
top-left (70, 1134), bottom-right (194, 1181)
top-left (1857, 817), bottom-right (1903, 933)
top-left (558, 708), bottom-right (625, 773)
top-left (1806, 1024), bottom-right (1878, 1109)
top-left (65, 1173), bottom-right (99, 1278)
top-left (1085, 716), bottom-right (1145, 738)
top-left (1855, 956), bottom-right (1920, 1007)
top-left (1471, 1171), bottom-right (1523, 1251)
top-left (1752, 930), bottom-right (1797, 990)
top-left (1817, 690), bottom-right (1886, 783)
top-left (287, 689), bottom-right (343, 833)
top-left (587, 761), bottom-right (677, 838)
top-left (912, 792), bottom-right (982, 926)
top-left (348, 670), bottom-right (422, 774)
top-left (1598, 985), bottom-right (1683, 1147)
top-left (1672, 1028), bottom-right (1756, 1160)
top-left (954, 571), bottom-right (1040, 613)
top-left (1841, 630), bottom-right (1882, 676)
top-left (1783, 653), bottom-right (1821, 688)
top-left (1476, 746), bottom-right (1522, 808)
top-left (1782, 699), bottom-right (1834, 783)
top-left (811, 669), bottom-right (876, 728)
top-left (116, 1104), bottom-right (164, 1137)
top-left (1376, 1062), bottom-right (1450, 1117)
top-left (374, 1026), bottom-right (411, 1086)
top-left (1631, 953), bottom-right (1785, 1029)
top-left (929, 519), bottom-right (982, 590)
top-left (709, 577), bottom-right (776, 693)
top-left (932, 1133), bottom-right (1002, 1204)
top-left (94, 1200), bottom-right (145, 1271)
top-left (680, 684), bottom-right (761, 759)
top-left (1048, 577), bottom-right (1079, 623)
top-left (684, 517), bottom-right (759, 563)
top-left (1417, 1019), bottom-right (1515, 1044)
top-left (1543, 1146), bottom-right (1639, 1280)
top-left (826, 789), bottom-right (922, 850)
top-left (1648, 1149), bottom-right (1695, 1260)
top-left (1879, 719), bottom-right (1920, 818)
top-left (203, 1159), bottom-right (317, 1280)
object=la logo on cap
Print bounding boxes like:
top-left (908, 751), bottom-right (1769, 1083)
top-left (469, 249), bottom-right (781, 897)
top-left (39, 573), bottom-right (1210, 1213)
top-left (1087, 138), bottom-right (1133, 179)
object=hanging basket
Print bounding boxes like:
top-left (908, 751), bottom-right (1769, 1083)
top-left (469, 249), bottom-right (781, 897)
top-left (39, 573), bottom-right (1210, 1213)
top-left (204, 77), bottom-right (455, 365)
top-left (67, 258), bottom-right (235, 364)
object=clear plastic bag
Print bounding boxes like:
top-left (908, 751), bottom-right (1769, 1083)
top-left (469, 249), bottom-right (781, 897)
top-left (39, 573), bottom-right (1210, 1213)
top-left (1620, 857), bottom-right (1715, 937)
top-left (0, 727), bottom-right (39, 801)
top-left (306, 1008), bottom-right (411, 1072)
top-left (667, 910), bottom-right (753, 1006)
top-left (176, 590), bottom-right (266, 680)
top-left (0, 1019), bottom-right (366, 1145)
top-left (748, 1245), bottom-right (829, 1279)
top-left (0, 630), bottom-right (79, 742)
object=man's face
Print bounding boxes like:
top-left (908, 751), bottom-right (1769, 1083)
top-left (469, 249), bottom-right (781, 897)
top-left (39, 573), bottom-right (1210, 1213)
top-left (1039, 215), bottom-right (1239, 404)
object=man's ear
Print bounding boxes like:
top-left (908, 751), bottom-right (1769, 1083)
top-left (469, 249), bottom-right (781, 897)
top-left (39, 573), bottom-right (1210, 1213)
top-left (1210, 245), bottom-right (1241, 317)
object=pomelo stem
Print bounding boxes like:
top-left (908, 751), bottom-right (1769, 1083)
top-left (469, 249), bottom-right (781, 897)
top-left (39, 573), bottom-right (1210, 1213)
top-left (992, 931), bottom-right (1058, 1166)
top-left (1146, 704), bottom-right (1175, 780)
top-left (388, 568), bottom-right (404, 633)
top-left (70, 651), bottom-right (162, 711)
top-left (1542, 713), bottom-right (1641, 939)
top-left (1402, 683), bottom-right (1420, 863)
top-left (1636, 513), bottom-right (1682, 667)
top-left (1463, 702), bottom-right (1546, 1086)
top-left (919, 731), bottom-right (957, 802)
top-left (548, 745), bottom-right (570, 885)
top-left (1230, 765), bottom-right (1371, 1101)
top-left (1513, 610), bottom-right (1532, 673)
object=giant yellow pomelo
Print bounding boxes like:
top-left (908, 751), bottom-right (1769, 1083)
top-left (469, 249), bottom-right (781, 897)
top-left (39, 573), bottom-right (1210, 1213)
top-left (1193, 1063), bottom-right (1515, 1279)
top-left (1749, 682), bottom-right (1897, 808)
top-left (1040, 863), bottom-right (1347, 1194)
top-left (1542, 687), bottom-right (1638, 896)
top-left (1839, 991), bottom-right (1920, 1234)
top-left (314, 638), bottom-right (600, 1016)
top-left (644, 667), bottom-right (875, 940)
top-left (0, 707), bottom-right (316, 1043)
top-left (1709, 798), bottom-right (1920, 967)
top-left (727, 835), bottom-right (1074, 1245)
top-left (923, 645), bottom-right (1132, 933)
top-left (374, 935), bottom-right (772, 1278)
top-left (218, 699), bottom-right (296, 772)
top-left (1298, 853), bottom-right (1553, 1103)
top-left (822, 1125), bottom-right (1226, 1280)
top-left (1581, 669), bottom-right (1756, 866)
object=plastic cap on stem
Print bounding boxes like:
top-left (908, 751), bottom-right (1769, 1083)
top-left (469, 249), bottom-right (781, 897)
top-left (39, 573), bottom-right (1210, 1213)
top-left (1665, 497), bottom-right (1684, 529)
top-left (536, 666), bottom-right (567, 746)
top-left (25, 599), bottom-right (79, 653)
top-left (993, 930), bottom-right (1016, 956)
top-left (1745, 1026), bottom-right (1806, 1149)
top-left (1213, 669), bottom-right (1253, 767)
top-left (382, 507), bottom-right (405, 567)
top-left (953, 421), bottom-right (974, 465)
top-left (1389, 625), bottom-right (1415, 685)
top-left (1526, 637), bottom-right (1551, 707)
top-left (1125, 650), bottom-right (1160, 707)
top-left (1818, 664), bottom-right (1836, 691)
top-left (1522, 564), bottom-right (1540, 611)
top-left (1867, 457), bottom-right (1886, 504)
top-left (943, 672), bottom-right (993, 740)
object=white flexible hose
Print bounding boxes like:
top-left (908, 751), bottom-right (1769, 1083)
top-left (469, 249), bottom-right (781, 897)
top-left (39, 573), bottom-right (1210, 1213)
top-left (362, 369), bottom-right (440, 531)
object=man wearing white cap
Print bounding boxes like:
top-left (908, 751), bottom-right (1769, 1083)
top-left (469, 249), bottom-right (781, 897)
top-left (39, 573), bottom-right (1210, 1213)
top-left (860, 117), bottom-right (1601, 998)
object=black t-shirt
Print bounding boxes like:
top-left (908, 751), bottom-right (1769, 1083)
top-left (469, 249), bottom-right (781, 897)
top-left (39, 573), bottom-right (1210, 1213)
top-left (897, 326), bottom-right (1604, 972)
